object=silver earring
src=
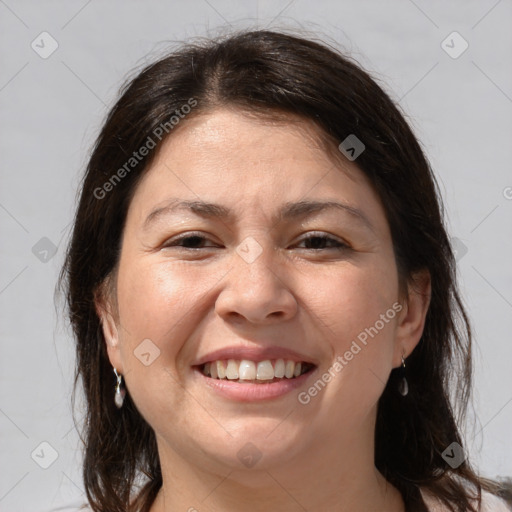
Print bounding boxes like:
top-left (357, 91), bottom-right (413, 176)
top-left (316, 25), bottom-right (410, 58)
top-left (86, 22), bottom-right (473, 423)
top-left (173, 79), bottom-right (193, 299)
top-left (113, 368), bottom-right (125, 408)
top-left (398, 355), bottom-right (408, 396)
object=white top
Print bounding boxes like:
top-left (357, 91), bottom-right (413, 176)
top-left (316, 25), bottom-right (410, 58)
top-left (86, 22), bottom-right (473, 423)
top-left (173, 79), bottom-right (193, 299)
top-left (46, 490), bottom-right (511, 511)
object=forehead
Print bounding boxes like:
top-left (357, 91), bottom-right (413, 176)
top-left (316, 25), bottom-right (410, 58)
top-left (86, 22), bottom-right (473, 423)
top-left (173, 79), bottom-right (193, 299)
top-left (125, 109), bottom-right (387, 232)
top-left (154, 109), bottom-right (351, 175)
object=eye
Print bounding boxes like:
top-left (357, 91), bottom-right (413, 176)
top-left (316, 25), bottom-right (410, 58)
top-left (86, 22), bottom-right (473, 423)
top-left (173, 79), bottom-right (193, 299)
top-left (162, 232), bottom-right (219, 250)
top-left (294, 232), bottom-right (349, 250)
top-left (161, 232), bottom-right (349, 251)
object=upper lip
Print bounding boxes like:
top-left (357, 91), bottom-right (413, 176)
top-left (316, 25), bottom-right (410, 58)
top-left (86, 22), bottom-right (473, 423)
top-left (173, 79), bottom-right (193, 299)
top-left (192, 345), bottom-right (318, 366)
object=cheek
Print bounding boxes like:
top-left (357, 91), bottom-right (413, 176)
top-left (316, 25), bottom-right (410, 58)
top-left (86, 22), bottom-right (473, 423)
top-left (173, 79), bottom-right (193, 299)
top-left (113, 261), bottom-right (200, 425)
top-left (116, 261), bottom-right (194, 352)
top-left (115, 257), bottom-right (229, 377)
top-left (313, 261), bottom-right (399, 393)
top-left (314, 259), bottom-right (398, 338)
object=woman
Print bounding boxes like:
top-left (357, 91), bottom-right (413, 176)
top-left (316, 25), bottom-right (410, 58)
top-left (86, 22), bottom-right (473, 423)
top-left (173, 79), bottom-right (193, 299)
top-left (60, 29), bottom-right (509, 511)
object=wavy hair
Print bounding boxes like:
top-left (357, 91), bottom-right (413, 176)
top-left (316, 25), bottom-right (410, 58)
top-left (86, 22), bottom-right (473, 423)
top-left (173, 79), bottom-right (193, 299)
top-left (59, 29), bottom-right (501, 511)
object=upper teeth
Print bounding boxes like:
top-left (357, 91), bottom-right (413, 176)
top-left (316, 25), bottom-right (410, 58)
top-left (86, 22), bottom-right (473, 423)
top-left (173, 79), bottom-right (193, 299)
top-left (202, 359), bottom-right (308, 381)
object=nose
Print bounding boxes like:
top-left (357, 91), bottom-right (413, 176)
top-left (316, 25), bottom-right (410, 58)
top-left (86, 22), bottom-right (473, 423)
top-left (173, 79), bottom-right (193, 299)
top-left (215, 238), bottom-right (298, 325)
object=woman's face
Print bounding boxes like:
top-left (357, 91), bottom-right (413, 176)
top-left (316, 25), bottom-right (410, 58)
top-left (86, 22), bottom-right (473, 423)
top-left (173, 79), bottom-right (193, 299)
top-left (100, 109), bottom-right (425, 476)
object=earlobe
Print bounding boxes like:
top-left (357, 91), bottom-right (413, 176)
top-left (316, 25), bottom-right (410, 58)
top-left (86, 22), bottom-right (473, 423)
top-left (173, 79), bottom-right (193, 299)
top-left (394, 269), bottom-right (431, 365)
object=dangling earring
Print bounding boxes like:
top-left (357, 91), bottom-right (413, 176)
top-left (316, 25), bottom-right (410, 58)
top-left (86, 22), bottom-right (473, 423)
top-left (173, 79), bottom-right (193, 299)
top-left (398, 354), bottom-right (409, 396)
top-left (113, 368), bottom-right (126, 408)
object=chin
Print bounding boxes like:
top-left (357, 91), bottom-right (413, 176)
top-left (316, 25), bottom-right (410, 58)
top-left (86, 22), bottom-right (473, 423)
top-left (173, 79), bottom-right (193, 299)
top-left (199, 421), bottom-right (308, 472)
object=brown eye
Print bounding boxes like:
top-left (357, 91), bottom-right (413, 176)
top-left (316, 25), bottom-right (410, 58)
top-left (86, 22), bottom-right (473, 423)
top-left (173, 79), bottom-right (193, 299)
top-left (295, 233), bottom-right (348, 250)
top-left (163, 233), bottom-right (219, 249)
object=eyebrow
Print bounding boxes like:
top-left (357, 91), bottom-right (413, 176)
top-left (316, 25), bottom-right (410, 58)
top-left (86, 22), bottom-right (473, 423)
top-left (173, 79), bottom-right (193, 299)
top-left (143, 198), bottom-right (375, 233)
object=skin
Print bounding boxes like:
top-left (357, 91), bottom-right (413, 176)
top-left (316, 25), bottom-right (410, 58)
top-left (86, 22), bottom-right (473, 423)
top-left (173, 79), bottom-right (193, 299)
top-left (97, 108), bottom-right (431, 512)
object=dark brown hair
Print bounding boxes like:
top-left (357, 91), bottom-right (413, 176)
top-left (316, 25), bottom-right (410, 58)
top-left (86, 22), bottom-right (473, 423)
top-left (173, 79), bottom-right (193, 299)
top-left (60, 29), bottom-right (501, 511)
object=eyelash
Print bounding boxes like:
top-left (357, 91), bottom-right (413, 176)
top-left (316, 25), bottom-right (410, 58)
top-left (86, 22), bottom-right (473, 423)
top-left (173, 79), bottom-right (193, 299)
top-left (162, 232), bottom-right (349, 251)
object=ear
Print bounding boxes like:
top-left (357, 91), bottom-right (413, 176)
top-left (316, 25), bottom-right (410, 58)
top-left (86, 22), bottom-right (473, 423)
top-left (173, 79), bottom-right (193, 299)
top-left (393, 268), bottom-right (431, 367)
top-left (94, 283), bottom-right (124, 374)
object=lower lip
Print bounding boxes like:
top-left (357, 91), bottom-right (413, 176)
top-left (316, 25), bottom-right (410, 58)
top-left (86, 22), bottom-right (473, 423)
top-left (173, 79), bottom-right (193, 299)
top-left (193, 367), bottom-right (317, 402)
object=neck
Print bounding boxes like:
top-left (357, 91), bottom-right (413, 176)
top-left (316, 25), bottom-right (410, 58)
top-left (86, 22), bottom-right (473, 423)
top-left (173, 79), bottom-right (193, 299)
top-left (150, 416), bottom-right (404, 512)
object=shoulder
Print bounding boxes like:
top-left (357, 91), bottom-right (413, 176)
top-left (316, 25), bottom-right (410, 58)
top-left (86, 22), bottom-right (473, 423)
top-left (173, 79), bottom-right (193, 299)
top-left (420, 487), bottom-right (511, 511)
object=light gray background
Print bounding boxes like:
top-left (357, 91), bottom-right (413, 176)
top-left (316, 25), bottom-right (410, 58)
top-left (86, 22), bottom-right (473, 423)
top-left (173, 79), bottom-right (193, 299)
top-left (1, 1), bottom-right (511, 510)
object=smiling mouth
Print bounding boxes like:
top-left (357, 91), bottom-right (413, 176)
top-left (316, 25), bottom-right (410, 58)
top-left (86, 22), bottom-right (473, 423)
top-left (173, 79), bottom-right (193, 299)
top-left (196, 359), bottom-right (316, 383)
